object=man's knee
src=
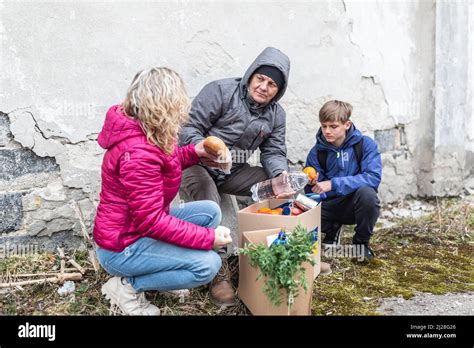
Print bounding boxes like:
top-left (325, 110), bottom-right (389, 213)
top-left (354, 187), bottom-right (380, 212)
top-left (181, 166), bottom-right (220, 204)
top-left (254, 167), bottom-right (269, 182)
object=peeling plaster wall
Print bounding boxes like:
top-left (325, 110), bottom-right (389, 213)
top-left (0, 1), bottom-right (472, 245)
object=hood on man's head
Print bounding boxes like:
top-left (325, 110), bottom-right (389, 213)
top-left (240, 47), bottom-right (290, 104)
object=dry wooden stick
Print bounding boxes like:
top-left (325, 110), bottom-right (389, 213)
top-left (72, 201), bottom-right (93, 246)
top-left (65, 267), bottom-right (94, 273)
top-left (88, 249), bottom-right (100, 274)
top-left (1, 267), bottom-right (94, 280)
top-left (72, 200), bottom-right (100, 274)
top-left (5, 272), bottom-right (67, 278)
top-left (67, 259), bottom-right (86, 275)
top-left (0, 272), bottom-right (83, 288)
top-left (57, 247), bottom-right (66, 274)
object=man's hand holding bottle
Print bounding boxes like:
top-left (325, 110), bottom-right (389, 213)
top-left (274, 171), bottom-right (296, 199)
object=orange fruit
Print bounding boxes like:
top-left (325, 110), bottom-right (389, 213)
top-left (275, 208), bottom-right (283, 215)
top-left (268, 210), bottom-right (280, 215)
top-left (303, 166), bottom-right (317, 181)
top-left (258, 207), bottom-right (271, 214)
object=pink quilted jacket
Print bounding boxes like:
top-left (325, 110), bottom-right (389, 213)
top-left (93, 105), bottom-right (215, 252)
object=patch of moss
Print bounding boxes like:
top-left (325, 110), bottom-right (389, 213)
top-left (312, 198), bottom-right (473, 315)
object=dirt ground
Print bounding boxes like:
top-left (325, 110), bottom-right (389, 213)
top-left (378, 291), bottom-right (474, 315)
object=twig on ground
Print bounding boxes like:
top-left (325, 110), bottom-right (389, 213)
top-left (67, 259), bottom-right (86, 275)
top-left (57, 247), bottom-right (66, 274)
top-left (0, 272), bottom-right (83, 288)
top-left (72, 200), bottom-right (100, 274)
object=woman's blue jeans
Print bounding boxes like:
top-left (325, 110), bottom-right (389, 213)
top-left (96, 200), bottom-right (222, 292)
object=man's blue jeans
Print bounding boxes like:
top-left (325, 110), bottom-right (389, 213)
top-left (96, 200), bottom-right (222, 292)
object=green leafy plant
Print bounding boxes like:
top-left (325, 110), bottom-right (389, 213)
top-left (239, 224), bottom-right (316, 308)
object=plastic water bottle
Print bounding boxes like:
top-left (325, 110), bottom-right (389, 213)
top-left (250, 172), bottom-right (308, 201)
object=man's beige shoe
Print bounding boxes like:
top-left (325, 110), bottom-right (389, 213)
top-left (101, 277), bottom-right (161, 315)
top-left (209, 259), bottom-right (237, 307)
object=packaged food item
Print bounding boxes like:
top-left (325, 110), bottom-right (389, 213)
top-left (294, 194), bottom-right (319, 211)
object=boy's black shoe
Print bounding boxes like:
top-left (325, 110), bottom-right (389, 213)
top-left (352, 243), bottom-right (375, 261)
top-left (322, 224), bottom-right (343, 248)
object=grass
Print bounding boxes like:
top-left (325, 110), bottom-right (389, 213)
top-left (0, 197), bottom-right (472, 315)
top-left (0, 251), bottom-right (111, 315)
top-left (312, 197), bottom-right (473, 315)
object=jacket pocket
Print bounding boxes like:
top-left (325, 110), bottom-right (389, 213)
top-left (250, 124), bottom-right (271, 150)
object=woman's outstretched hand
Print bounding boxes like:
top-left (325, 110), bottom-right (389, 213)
top-left (195, 140), bottom-right (232, 174)
top-left (195, 140), bottom-right (218, 160)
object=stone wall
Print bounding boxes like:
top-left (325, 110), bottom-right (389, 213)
top-left (0, 112), bottom-right (92, 251)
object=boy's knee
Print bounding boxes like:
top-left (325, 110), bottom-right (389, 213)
top-left (354, 187), bottom-right (379, 208)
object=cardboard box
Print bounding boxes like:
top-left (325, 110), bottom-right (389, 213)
top-left (237, 199), bottom-right (321, 278)
top-left (238, 228), bottom-right (314, 315)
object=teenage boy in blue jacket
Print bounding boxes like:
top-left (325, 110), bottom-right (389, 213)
top-left (305, 100), bottom-right (382, 260)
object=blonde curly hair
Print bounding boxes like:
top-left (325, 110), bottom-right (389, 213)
top-left (123, 67), bottom-right (190, 155)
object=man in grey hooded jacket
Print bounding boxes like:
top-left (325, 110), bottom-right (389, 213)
top-left (179, 47), bottom-right (290, 306)
top-left (180, 47), bottom-right (290, 202)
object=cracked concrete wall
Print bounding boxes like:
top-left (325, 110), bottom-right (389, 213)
top-left (0, 1), bottom-right (472, 246)
top-left (430, 0), bottom-right (473, 196)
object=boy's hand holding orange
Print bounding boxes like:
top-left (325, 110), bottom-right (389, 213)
top-left (303, 166), bottom-right (319, 185)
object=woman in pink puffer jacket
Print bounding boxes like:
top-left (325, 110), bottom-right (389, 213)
top-left (94, 67), bottom-right (232, 315)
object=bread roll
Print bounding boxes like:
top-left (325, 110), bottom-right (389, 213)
top-left (203, 136), bottom-right (227, 158)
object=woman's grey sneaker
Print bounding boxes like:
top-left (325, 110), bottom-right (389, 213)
top-left (101, 276), bottom-right (161, 316)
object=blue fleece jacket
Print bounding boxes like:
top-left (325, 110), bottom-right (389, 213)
top-left (304, 125), bottom-right (382, 198)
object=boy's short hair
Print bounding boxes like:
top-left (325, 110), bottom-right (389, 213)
top-left (319, 100), bottom-right (353, 123)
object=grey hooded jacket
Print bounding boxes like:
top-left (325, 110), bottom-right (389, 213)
top-left (179, 47), bottom-right (290, 179)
